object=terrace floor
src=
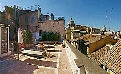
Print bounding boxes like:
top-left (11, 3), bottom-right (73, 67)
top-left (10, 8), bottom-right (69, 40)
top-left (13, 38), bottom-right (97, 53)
top-left (0, 44), bottom-right (73, 74)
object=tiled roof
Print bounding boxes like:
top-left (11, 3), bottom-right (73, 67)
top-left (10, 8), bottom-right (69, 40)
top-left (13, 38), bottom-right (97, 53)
top-left (88, 46), bottom-right (110, 65)
top-left (84, 35), bottom-right (107, 45)
top-left (66, 40), bottom-right (108, 74)
top-left (88, 40), bottom-right (121, 73)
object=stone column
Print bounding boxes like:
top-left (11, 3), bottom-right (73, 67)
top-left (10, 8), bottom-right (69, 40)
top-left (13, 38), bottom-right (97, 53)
top-left (0, 27), bottom-right (1, 54)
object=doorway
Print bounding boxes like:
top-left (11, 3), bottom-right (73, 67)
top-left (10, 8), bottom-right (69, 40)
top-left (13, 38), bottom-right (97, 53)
top-left (1, 27), bottom-right (8, 54)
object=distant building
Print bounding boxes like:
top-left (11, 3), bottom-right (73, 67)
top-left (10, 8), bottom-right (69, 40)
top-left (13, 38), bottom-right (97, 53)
top-left (88, 36), bottom-right (120, 74)
top-left (65, 17), bottom-right (101, 42)
top-left (102, 25), bottom-right (106, 32)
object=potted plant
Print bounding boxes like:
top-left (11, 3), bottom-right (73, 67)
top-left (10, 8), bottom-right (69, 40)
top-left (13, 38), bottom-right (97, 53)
top-left (23, 30), bottom-right (33, 48)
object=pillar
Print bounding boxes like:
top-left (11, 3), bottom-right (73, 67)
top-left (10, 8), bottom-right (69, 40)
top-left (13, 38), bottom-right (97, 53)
top-left (0, 27), bottom-right (1, 54)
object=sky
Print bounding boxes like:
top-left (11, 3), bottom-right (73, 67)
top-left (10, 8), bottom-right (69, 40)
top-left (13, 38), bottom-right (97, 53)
top-left (0, 0), bottom-right (121, 31)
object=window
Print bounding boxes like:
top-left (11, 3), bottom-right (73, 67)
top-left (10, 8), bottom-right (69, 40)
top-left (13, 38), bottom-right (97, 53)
top-left (31, 16), bottom-right (35, 23)
top-left (1, 27), bottom-right (8, 54)
top-left (39, 30), bottom-right (42, 36)
top-left (25, 16), bottom-right (28, 23)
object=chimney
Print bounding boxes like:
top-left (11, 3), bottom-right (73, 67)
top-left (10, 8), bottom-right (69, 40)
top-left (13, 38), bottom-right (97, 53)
top-left (51, 13), bottom-right (54, 20)
top-left (14, 5), bottom-right (16, 8)
top-left (14, 5), bottom-right (16, 20)
top-left (17, 6), bottom-right (18, 9)
top-left (38, 8), bottom-right (41, 19)
top-left (46, 15), bottom-right (49, 20)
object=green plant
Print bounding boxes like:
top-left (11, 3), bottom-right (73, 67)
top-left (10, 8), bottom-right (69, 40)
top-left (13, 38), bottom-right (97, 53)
top-left (42, 31), bottom-right (61, 41)
top-left (23, 30), bottom-right (33, 44)
top-left (42, 31), bottom-right (48, 41)
top-left (50, 32), bottom-right (54, 41)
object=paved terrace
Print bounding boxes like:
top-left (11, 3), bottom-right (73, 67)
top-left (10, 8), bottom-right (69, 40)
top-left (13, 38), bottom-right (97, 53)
top-left (0, 44), bottom-right (73, 74)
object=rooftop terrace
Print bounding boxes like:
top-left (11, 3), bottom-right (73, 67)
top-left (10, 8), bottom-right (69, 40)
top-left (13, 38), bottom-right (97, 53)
top-left (0, 44), bottom-right (73, 74)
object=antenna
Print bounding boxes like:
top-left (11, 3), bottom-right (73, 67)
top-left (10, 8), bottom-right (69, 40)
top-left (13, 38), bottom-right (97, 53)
top-left (30, 6), bottom-right (33, 10)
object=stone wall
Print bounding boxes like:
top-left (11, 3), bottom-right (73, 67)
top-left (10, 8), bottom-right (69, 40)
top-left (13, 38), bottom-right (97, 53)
top-left (64, 40), bottom-right (108, 74)
top-left (19, 11), bottom-right (38, 33)
top-left (65, 40), bottom-right (80, 74)
top-left (39, 20), bottom-right (65, 41)
top-left (19, 11), bottom-right (65, 41)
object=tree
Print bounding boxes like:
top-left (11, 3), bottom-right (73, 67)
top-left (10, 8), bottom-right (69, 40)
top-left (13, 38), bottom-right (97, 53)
top-left (28, 31), bottom-right (33, 43)
top-left (23, 30), bottom-right (33, 44)
top-left (3, 6), bottom-right (15, 25)
top-left (42, 31), bottom-right (48, 41)
top-left (58, 32), bottom-right (61, 41)
top-left (42, 31), bottom-right (61, 41)
top-left (4, 6), bottom-right (14, 18)
top-left (55, 32), bottom-right (58, 41)
top-left (5, 5), bottom-right (20, 41)
top-left (48, 31), bottom-right (54, 41)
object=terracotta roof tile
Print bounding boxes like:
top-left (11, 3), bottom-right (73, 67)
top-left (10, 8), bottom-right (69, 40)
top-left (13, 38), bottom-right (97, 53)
top-left (89, 39), bottom-right (121, 73)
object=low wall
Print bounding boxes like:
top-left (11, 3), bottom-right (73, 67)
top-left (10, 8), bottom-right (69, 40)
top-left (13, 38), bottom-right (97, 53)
top-left (64, 40), bottom-right (108, 74)
top-left (0, 51), bottom-right (11, 57)
top-left (65, 40), bottom-right (79, 74)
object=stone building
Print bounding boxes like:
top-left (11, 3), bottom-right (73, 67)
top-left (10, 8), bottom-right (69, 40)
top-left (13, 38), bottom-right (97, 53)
top-left (65, 17), bottom-right (101, 43)
top-left (19, 10), bottom-right (38, 33)
top-left (38, 13), bottom-right (65, 41)
top-left (102, 25), bottom-right (106, 32)
top-left (19, 8), bottom-right (65, 41)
